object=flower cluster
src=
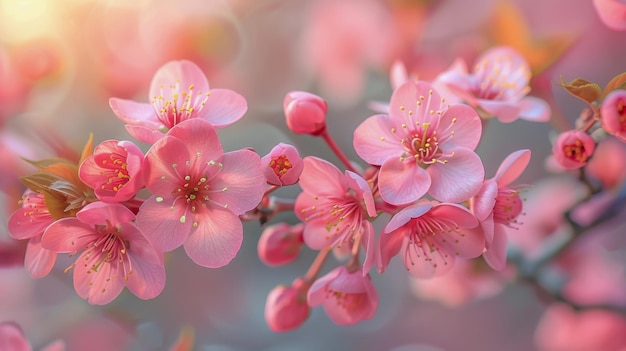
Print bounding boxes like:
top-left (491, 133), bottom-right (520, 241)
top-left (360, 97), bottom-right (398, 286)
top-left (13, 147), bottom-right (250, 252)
top-left (6, 45), bottom-right (626, 348)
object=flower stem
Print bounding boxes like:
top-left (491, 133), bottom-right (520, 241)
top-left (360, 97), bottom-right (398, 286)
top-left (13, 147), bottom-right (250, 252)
top-left (304, 247), bottom-right (331, 282)
top-left (319, 129), bottom-right (358, 173)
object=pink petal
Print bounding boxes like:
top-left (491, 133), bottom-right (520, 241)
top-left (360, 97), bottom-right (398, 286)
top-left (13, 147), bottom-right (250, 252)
top-left (8, 208), bottom-right (52, 240)
top-left (389, 81), bottom-right (442, 126)
top-left (353, 114), bottom-right (401, 165)
top-left (376, 230), bottom-right (404, 274)
top-left (73, 251), bottom-right (125, 305)
top-left (76, 202), bottom-right (136, 227)
top-left (41, 340), bottom-right (66, 351)
top-left (438, 103), bottom-right (482, 150)
top-left (361, 221), bottom-right (375, 276)
top-left (183, 207), bottom-right (243, 268)
top-left (430, 202), bottom-right (479, 229)
top-left (403, 237), bottom-right (456, 279)
top-left (471, 179), bottom-right (498, 222)
top-left (149, 60), bottom-right (210, 103)
top-left (379, 159), bottom-right (431, 205)
top-left (125, 253), bottom-right (166, 300)
top-left (164, 119), bottom-right (224, 162)
top-left (298, 157), bottom-right (347, 196)
top-left (518, 97), bottom-right (551, 122)
top-left (197, 88), bottom-right (247, 127)
top-left (109, 98), bottom-right (160, 128)
top-left (345, 171), bottom-right (376, 217)
top-left (307, 267), bottom-right (343, 306)
top-left (385, 202), bottom-right (432, 233)
top-left (390, 60), bottom-right (409, 90)
top-left (143, 137), bottom-right (195, 195)
top-left (427, 147), bottom-right (484, 203)
top-left (478, 100), bottom-right (521, 123)
top-left (302, 217), bottom-right (336, 250)
top-left (207, 149), bottom-right (265, 215)
top-left (494, 149), bottom-right (531, 186)
top-left (135, 196), bottom-right (192, 252)
top-left (25, 236), bottom-right (57, 278)
top-left (41, 218), bottom-right (98, 253)
top-left (483, 224), bottom-right (509, 270)
top-left (0, 322), bottom-right (31, 351)
top-left (436, 225), bottom-right (485, 259)
top-left (593, 0), bottom-right (626, 30)
top-left (124, 125), bottom-right (166, 145)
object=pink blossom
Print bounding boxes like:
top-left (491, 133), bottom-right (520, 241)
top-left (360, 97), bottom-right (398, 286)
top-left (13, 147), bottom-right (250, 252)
top-left (377, 201), bottom-right (485, 278)
top-left (435, 46), bottom-right (550, 123)
top-left (353, 80), bottom-right (484, 204)
top-left (7, 190), bottom-right (57, 278)
top-left (471, 149), bottom-right (531, 270)
top-left (283, 91), bottom-right (327, 136)
top-left (295, 156), bottom-right (377, 274)
top-left (79, 140), bottom-right (145, 203)
top-left (41, 202), bottom-right (165, 305)
top-left (257, 222), bottom-right (304, 266)
top-left (265, 278), bottom-right (311, 332)
top-left (261, 143), bottom-right (304, 186)
top-left (593, 0), bottom-right (626, 31)
top-left (586, 137), bottom-right (626, 189)
top-left (136, 118), bottom-right (265, 268)
top-left (600, 89), bottom-right (626, 142)
top-left (307, 266), bottom-right (378, 326)
top-left (0, 321), bottom-right (65, 351)
top-left (552, 130), bottom-right (596, 169)
top-left (109, 60), bottom-right (247, 144)
top-left (535, 304), bottom-right (626, 351)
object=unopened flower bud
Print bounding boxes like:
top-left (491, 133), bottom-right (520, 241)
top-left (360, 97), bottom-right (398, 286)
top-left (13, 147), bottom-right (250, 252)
top-left (261, 143), bottom-right (304, 186)
top-left (258, 223), bottom-right (304, 266)
top-left (600, 89), bottom-right (626, 142)
top-left (552, 130), bottom-right (595, 169)
top-left (265, 278), bottom-right (310, 332)
top-left (283, 91), bottom-right (327, 135)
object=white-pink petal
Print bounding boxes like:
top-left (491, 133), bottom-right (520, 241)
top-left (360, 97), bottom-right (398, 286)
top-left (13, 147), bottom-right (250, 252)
top-left (427, 147), bottom-right (484, 203)
top-left (353, 114), bottom-right (402, 165)
top-left (518, 96), bottom-right (551, 122)
top-left (379, 158), bottom-right (431, 205)
top-left (196, 88), bottom-right (247, 127)
top-left (494, 149), bottom-right (531, 187)
top-left (135, 196), bottom-right (192, 252)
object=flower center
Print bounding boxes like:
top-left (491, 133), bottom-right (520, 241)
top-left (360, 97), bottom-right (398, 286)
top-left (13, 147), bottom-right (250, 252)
top-left (151, 83), bottom-right (210, 129)
top-left (563, 139), bottom-right (590, 163)
top-left (472, 55), bottom-right (530, 101)
top-left (100, 153), bottom-right (130, 192)
top-left (269, 154), bottom-right (293, 177)
top-left (493, 188), bottom-right (523, 226)
top-left (326, 288), bottom-right (367, 312)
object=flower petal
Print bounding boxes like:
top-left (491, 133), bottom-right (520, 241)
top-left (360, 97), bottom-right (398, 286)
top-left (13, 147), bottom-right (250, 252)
top-left (403, 236), bottom-right (456, 279)
top-left (25, 236), bottom-right (57, 278)
top-left (73, 251), bottom-right (125, 305)
top-left (307, 266), bottom-right (343, 306)
top-left (76, 202), bottom-right (136, 227)
top-left (109, 98), bottom-right (160, 128)
top-left (379, 158), bottom-right (431, 205)
top-left (376, 230), bottom-right (404, 274)
top-left (518, 97), bottom-right (551, 122)
top-left (124, 124), bottom-right (166, 145)
top-left (438, 103), bottom-right (482, 150)
top-left (149, 60), bottom-right (210, 102)
top-left (471, 179), bottom-right (498, 222)
top-left (197, 88), bottom-right (247, 127)
top-left (353, 114), bottom-right (402, 165)
top-left (298, 157), bottom-right (347, 196)
top-left (494, 149), bottom-right (531, 186)
top-left (41, 218), bottom-right (97, 253)
top-left (183, 207), bottom-right (243, 268)
top-left (135, 196), bottom-right (192, 252)
top-left (478, 100), bottom-right (521, 123)
top-left (165, 118), bottom-right (224, 163)
top-left (385, 202), bottom-right (432, 233)
top-left (428, 147), bottom-right (484, 203)
top-left (483, 224), bottom-right (509, 270)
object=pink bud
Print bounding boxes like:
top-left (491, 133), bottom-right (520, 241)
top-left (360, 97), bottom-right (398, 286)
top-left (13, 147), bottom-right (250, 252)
top-left (265, 278), bottom-right (310, 332)
top-left (601, 89), bottom-right (626, 142)
top-left (261, 143), bottom-right (304, 186)
top-left (552, 130), bottom-right (595, 169)
top-left (283, 91), bottom-right (327, 135)
top-left (258, 223), bottom-right (304, 266)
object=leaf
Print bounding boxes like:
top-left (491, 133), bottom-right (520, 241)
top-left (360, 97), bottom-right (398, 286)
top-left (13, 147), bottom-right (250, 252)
top-left (601, 72), bottom-right (626, 102)
top-left (560, 77), bottom-right (601, 104)
top-left (79, 133), bottom-right (94, 165)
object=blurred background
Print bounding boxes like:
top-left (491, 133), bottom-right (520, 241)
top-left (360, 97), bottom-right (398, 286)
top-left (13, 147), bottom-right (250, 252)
top-left (1, 0), bottom-right (626, 350)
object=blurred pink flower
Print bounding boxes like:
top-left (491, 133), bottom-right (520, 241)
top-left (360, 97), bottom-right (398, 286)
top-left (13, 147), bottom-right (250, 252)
top-left (586, 137), bottom-right (626, 189)
top-left (257, 222), bottom-right (304, 266)
top-left (137, 119), bottom-right (265, 268)
top-left (535, 304), bottom-right (626, 351)
top-left (471, 149), bottom-right (531, 270)
top-left (109, 60), bottom-right (247, 144)
top-left (0, 321), bottom-right (65, 351)
top-left (377, 201), bottom-right (485, 278)
top-left (552, 130), bottom-right (595, 169)
top-left (42, 202), bottom-right (165, 305)
top-left (295, 156), bottom-right (376, 274)
top-left (79, 140), bottom-right (145, 203)
top-left (593, 0), bottom-right (626, 31)
top-left (436, 46), bottom-right (550, 123)
top-left (600, 89), bottom-right (626, 142)
top-left (307, 266), bottom-right (378, 326)
top-left (265, 278), bottom-right (311, 332)
top-left (283, 91), bottom-right (327, 136)
top-left (354, 81), bottom-right (484, 204)
top-left (8, 190), bottom-right (57, 278)
top-left (261, 142), bottom-right (304, 186)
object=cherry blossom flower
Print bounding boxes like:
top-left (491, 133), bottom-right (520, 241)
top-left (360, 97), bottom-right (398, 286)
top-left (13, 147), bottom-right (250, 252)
top-left (8, 190), bottom-right (57, 278)
top-left (0, 321), bottom-right (65, 351)
top-left (552, 130), bottom-right (596, 169)
top-left (109, 60), bottom-right (247, 144)
top-left (257, 223), bottom-right (304, 266)
top-left (307, 266), bottom-right (378, 326)
top-left (471, 149), bottom-right (531, 270)
top-left (265, 278), bottom-right (311, 332)
top-left (295, 156), bottom-right (377, 273)
top-left (79, 140), bottom-right (145, 203)
top-left (353, 80), bottom-right (484, 204)
top-left (600, 89), bottom-right (626, 142)
top-left (41, 202), bottom-right (165, 305)
top-left (261, 143), bottom-right (304, 186)
top-left (377, 201), bottom-right (485, 278)
top-left (136, 118), bottom-right (265, 268)
top-left (283, 91), bottom-right (327, 136)
top-left (435, 46), bottom-right (550, 123)
top-left (593, 0), bottom-right (626, 31)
